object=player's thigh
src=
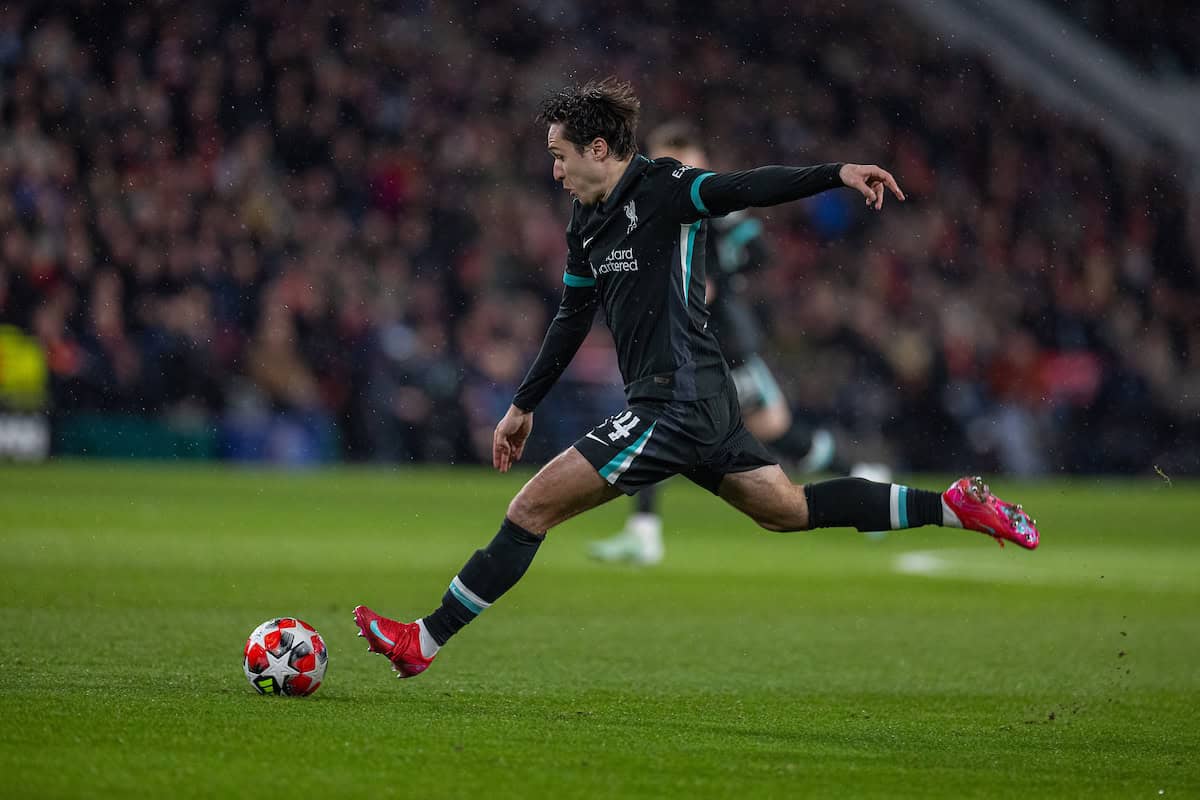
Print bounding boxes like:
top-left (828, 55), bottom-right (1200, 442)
top-left (717, 464), bottom-right (810, 532)
top-left (506, 446), bottom-right (623, 534)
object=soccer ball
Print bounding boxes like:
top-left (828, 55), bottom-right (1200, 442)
top-left (243, 617), bottom-right (328, 696)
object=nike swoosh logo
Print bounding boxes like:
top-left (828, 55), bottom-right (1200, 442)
top-left (585, 432), bottom-right (607, 445)
top-left (583, 236), bottom-right (595, 248)
top-left (369, 620), bottom-right (396, 648)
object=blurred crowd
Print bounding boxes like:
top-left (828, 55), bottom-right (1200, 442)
top-left (1060, 0), bottom-right (1200, 77)
top-left (0, 0), bottom-right (1196, 473)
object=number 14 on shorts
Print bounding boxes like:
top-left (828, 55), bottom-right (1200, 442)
top-left (588, 410), bottom-right (648, 445)
top-left (608, 411), bottom-right (641, 441)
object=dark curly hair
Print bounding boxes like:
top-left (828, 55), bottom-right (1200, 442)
top-left (537, 77), bottom-right (641, 159)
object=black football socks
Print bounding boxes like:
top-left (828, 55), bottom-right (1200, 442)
top-left (803, 478), bottom-right (951, 531)
top-left (421, 517), bottom-right (545, 646)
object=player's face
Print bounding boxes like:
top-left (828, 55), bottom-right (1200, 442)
top-left (651, 144), bottom-right (707, 169)
top-left (547, 123), bottom-right (607, 205)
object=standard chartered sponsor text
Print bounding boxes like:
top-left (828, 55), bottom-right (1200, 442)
top-left (598, 248), bottom-right (639, 275)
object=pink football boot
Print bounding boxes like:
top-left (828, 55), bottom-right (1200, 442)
top-left (942, 476), bottom-right (1040, 549)
top-left (353, 605), bottom-right (435, 678)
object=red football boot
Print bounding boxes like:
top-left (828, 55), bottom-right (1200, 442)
top-left (353, 605), bottom-right (435, 678)
top-left (942, 476), bottom-right (1040, 550)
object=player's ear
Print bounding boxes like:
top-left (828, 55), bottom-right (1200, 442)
top-left (588, 137), bottom-right (610, 161)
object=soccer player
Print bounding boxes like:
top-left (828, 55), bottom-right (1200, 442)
top-left (589, 120), bottom-right (838, 566)
top-left (354, 78), bottom-right (1039, 679)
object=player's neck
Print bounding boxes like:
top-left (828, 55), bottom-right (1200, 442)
top-left (597, 156), bottom-right (635, 204)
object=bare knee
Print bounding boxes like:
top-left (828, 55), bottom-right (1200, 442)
top-left (506, 488), bottom-right (550, 534)
top-left (505, 476), bottom-right (591, 534)
top-left (501, 474), bottom-right (552, 532)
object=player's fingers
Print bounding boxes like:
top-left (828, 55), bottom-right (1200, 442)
top-left (880, 170), bottom-right (905, 201)
top-left (852, 177), bottom-right (876, 206)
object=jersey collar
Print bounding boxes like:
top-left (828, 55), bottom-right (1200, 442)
top-left (596, 154), bottom-right (650, 215)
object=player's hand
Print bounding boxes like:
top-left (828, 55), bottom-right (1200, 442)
top-left (493, 404), bottom-right (533, 473)
top-left (839, 164), bottom-right (905, 210)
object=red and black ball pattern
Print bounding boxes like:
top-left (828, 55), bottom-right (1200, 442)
top-left (243, 617), bottom-right (328, 696)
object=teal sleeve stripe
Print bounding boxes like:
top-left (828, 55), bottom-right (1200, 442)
top-left (690, 172), bottom-right (715, 214)
top-left (563, 271), bottom-right (596, 287)
top-left (898, 486), bottom-right (909, 529)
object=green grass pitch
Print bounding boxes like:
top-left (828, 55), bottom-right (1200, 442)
top-left (1, 462), bottom-right (1197, 798)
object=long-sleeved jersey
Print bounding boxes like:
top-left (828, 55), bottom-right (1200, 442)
top-left (513, 156), bottom-right (843, 411)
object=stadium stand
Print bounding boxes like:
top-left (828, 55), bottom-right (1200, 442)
top-left (0, 0), bottom-right (1195, 473)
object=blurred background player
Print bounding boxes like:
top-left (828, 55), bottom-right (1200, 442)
top-left (589, 121), bottom-right (841, 565)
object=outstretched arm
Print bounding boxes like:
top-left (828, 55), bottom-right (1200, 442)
top-left (677, 162), bottom-right (905, 219)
